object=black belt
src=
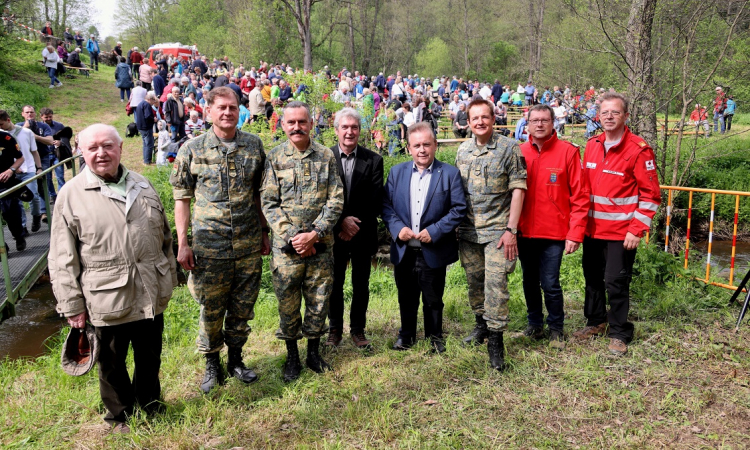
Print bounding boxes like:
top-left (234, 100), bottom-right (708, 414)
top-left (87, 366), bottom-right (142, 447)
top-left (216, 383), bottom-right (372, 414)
top-left (406, 246), bottom-right (422, 252)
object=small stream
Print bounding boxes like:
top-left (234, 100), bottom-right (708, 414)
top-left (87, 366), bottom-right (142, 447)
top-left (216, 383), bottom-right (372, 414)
top-left (0, 281), bottom-right (64, 360)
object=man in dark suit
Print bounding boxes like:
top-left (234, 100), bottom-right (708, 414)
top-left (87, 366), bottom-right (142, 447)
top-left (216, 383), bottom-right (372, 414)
top-left (325, 108), bottom-right (384, 350)
top-left (382, 122), bottom-right (467, 353)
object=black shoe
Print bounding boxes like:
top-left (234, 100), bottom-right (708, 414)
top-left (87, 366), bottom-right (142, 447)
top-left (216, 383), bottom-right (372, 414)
top-left (522, 325), bottom-right (545, 340)
top-left (392, 336), bottom-right (414, 351)
top-left (22, 228), bottom-right (29, 237)
top-left (283, 340), bottom-right (302, 382)
top-left (430, 337), bottom-right (446, 354)
top-left (305, 338), bottom-right (331, 373)
top-left (487, 331), bottom-right (506, 371)
top-left (227, 346), bottom-right (259, 384)
top-left (15, 237), bottom-right (26, 252)
top-left (549, 329), bottom-right (566, 349)
top-left (200, 352), bottom-right (224, 393)
top-left (41, 213), bottom-right (48, 223)
top-left (31, 215), bottom-right (41, 232)
top-left (463, 314), bottom-right (489, 345)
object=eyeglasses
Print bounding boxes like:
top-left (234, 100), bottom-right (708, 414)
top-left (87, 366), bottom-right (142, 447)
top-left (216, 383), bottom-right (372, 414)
top-left (529, 119), bottom-right (551, 125)
top-left (600, 111), bottom-right (623, 117)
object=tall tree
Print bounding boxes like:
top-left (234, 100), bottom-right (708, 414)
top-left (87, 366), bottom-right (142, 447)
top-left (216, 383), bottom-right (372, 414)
top-left (624, 0), bottom-right (658, 144)
top-left (278, 0), bottom-right (323, 70)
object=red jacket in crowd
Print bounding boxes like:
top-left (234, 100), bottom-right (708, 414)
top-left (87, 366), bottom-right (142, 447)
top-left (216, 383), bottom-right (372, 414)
top-left (690, 107), bottom-right (708, 122)
top-left (240, 76), bottom-right (255, 94)
top-left (131, 51), bottom-right (143, 65)
top-left (583, 127), bottom-right (661, 240)
top-left (519, 133), bottom-right (590, 242)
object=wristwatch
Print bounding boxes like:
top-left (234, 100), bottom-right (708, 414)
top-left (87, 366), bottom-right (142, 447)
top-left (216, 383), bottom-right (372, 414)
top-left (505, 227), bottom-right (518, 235)
top-left (10, 167), bottom-right (16, 173)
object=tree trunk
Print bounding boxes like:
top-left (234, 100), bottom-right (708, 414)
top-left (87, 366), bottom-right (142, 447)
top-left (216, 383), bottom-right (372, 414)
top-left (348, 2), bottom-right (356, 71)
top-left (624, 0), bottom-right (658, 145)
top-left (462, 0), bottom-right (469, 74)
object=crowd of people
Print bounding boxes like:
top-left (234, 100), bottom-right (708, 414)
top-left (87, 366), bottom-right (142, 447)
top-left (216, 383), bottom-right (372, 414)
top-left (39, 25), bottom-right (101, 89)
top-left (0, 105), bottom-right (69, 252)
top-left (41, 78), bottom-right (661, 433)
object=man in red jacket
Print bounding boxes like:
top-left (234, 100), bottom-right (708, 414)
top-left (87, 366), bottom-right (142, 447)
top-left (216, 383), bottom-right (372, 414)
top-left (130, 47), bottom-right (144, 81)
top-left (518, 104), bottom-right (589, 349)
top-left (574, 92), bottom-right (661, 356)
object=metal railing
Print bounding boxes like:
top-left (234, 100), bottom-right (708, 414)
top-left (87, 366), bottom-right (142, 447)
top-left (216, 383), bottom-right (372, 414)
top-left (0, 155), bottom-right (79, 320)
top-left (661, 185), bottom-right (750, 292)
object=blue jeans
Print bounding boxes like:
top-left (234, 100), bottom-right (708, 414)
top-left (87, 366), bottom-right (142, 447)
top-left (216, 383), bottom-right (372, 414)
top-left (47, 67), bottom-right (61, 86)
top-left (48, 153), bottom-right (65, 195)
top-left (15, 171), bottom-right (41, 229)
top-left (120, 88), bottom-right (131, 101)
top-left (518, 237), bottom-right (566, 332)
top-left (140, 129), bottom-right (154, 163)
top-left (713, 111), bottom-right (725, 134)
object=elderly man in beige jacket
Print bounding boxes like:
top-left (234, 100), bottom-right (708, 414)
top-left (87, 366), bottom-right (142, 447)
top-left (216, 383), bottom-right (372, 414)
top-left (49, 123), bottom-right (177, 433)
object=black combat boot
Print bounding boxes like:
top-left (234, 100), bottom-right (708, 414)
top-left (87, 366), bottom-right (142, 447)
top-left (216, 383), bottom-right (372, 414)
top-left (487, 331), bottom-right (506, 372)
top-left (305, 338), bottom-right (331, 373)
top-left (463, 314), bottom-right (489, 345)
top-left (283, 340), bottom-right (302, 382)
top-left (227, 346), bottom-right (259, 384)
top-left (200, 352), bottom-right (224, 393)
top-left (31, 215), bottom-right (41, 233)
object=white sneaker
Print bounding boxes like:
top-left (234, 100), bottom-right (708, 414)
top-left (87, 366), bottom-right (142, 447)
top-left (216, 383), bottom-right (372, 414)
top-left (56, 81), bottom-right (63, 87)
top-left (120, 99), bottom-right (124, 102)
top-left (48, 85), bottom-right (55, 89)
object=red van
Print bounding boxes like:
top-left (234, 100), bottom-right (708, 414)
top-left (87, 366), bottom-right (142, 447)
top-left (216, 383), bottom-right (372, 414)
top-left (145, 43), bottom-right (199, 68)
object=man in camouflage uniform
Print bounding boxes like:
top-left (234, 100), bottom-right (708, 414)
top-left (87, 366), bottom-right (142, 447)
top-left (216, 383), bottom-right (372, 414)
top-left (170, 86), bottom-right (271, 393)
top-left (260, 101), bottom-right (344, 382)
top-left (456, 98), bottom-right (527, 371)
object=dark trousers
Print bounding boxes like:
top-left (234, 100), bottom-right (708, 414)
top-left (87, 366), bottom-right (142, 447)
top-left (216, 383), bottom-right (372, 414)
top-left (329, 239), bottom-right (372, 333)
top-left (95, 314), bottom-right (164, 424)
top-left (518, 237), bottom-right (565, 331)
top-left (725, 114), bottom-right (734, 131)
top-left (582, 237), bottom-right (636, 343)
top-left (90, 52), bottom-right (99, 70)
top-left (0, 194), bottom-right (24, 240)
top-left (142, 82), bottom-right (152, 91)
top-left (393, 248), bottom-right (446, 340)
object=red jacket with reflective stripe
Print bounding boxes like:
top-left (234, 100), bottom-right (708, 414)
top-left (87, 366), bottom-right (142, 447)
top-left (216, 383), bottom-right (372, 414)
top-left (583, 127), bottom-right (661, 240)
top-left (519, 133), bottom-right (590, 242)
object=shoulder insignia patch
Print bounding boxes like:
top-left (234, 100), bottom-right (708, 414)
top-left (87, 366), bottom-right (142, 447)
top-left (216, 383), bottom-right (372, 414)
top-left (645, 160), bottom-right (656, 171)
top-left (4, 135), bottom-right (9, 140)
top-left (638, 141), bottom-right (647, 148)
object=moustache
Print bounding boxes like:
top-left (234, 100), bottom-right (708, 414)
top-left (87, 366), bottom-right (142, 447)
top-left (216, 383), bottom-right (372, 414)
top-left (290, 130), bottom-right (307, 136)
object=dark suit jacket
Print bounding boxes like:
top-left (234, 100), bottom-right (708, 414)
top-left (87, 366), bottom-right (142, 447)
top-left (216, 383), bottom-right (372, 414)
top-left (382, 159), bottom-right (467, 268)
top-left (332, 144), bottom-right (384, 256)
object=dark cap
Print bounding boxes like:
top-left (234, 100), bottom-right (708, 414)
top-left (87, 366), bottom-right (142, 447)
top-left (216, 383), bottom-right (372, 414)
top-left (61, 324), bottom-right (99, 376)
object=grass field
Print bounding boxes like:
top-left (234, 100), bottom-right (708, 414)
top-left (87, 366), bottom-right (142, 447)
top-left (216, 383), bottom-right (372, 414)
top-left (1, 40), bottom-right (750, 449)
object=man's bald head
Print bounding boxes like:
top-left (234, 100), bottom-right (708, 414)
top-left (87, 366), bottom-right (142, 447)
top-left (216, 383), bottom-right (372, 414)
top-left (78, 124), bottom-right (123, 179)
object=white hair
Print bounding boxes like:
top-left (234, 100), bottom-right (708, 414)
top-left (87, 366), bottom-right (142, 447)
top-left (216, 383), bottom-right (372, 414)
top-left (334, 107), bottom-right (361, 129)
top-left (78, 124), bottom-right (122, 146)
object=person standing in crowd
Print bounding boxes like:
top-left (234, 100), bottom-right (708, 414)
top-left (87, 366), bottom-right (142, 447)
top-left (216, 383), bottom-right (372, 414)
top-left (0, 123), bottom-right (27, 251)
top-left (41, 21), bottom-right (53, 37)
top-left (115, 57), bottom-right (133, 103)
top-left (17, 105), bottom-right (56, 226)
top-left (164, 86), bottom-right (187, 142)
top-left (456, 98), bottom-right (527, 371)
top-left (135, 92), bottom-right (158, 164)
top-left (139, 60), bottom-right (153, 91)
top-left (260, 101), bottom-right (343, 382)
top-left (725, 95), bottom-right (736, 132)
top-left (39, 107), bottom-right (66, 207)
top-left (324, 108), bottom-right (383, 350)
top-left (50, 124), bottom-right (177, 434)
top-left (130, 47), bottom-right (143, 81)
top-left (152, 68), bottom-right (165, 97)
top-left (2, 109), bottom-right (43, 234)
top-left (86, 34), bottom-right (100, 71)
top-left (74, 30), bottom-right (84, 48)
top-left (518, 104), bottom-right (589, 348)
top-left (171, 87), bottom-right (270, 393)
top-left (713, 86), bottom-right (727, 135)
top-left (381, 122), bottom-right (466, 353)
top-left (42, 44), bottom-right (62, 89)
top-left (113, 41), bottom-right (123, 58)
top-left (575, 92), bottom-right (661, 356)
top-left (63, 27), bottom-right (74, 45)
top-left (248, 81), bottom-right (266, 123)
top-left (690, 103), bottom-right (710, 138)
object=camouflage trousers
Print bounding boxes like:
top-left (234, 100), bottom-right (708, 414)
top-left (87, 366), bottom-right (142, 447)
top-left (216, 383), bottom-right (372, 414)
top-left (459, 239), bottom-right (517, 332)
top-left (188, 253), bottom-right (263, 354)
top-left (270, 249), bottom-right (333, 341)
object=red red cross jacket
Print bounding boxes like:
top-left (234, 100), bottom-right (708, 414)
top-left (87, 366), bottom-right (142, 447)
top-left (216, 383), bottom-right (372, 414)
top-left (519, 133), bottom-right (590, 242)
top-left (583, 127), bottom-right (661, 240)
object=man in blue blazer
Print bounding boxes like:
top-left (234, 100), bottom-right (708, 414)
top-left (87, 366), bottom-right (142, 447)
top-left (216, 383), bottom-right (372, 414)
top-left (382, 122), bottom-right (467, 353)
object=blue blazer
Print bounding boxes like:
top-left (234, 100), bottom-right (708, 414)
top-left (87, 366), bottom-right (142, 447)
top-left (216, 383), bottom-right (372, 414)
top-left (382, 159), bottom-right (467, 268)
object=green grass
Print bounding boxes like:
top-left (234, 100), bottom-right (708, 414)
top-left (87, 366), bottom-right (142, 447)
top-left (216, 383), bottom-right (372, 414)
top-left (2, 37), bottom-right (750, 448)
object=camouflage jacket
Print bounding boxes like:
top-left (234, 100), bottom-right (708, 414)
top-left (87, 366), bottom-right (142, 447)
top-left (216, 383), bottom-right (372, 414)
top-left (455, 132), bottom-right (527, 244)
top-left (170, 128), bottom-right (266, 259)
top-left (260, 139), bottom-right (344, 249)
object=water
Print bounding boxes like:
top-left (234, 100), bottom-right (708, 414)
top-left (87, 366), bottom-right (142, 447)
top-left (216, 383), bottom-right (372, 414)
top-left (0, 280), bottom-right (64, 360)
top-left (691, 240), bottom-right (750, 279)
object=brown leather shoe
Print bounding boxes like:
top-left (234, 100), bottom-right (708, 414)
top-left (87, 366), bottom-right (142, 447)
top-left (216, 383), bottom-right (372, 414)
top-left (324, 329), bottom-right (342, 348)
top-left (572, 323), bottom-right (608, 340)
top-left (608, 338), bottom-right (628, 356)
top-left (351, 331), bottom-right (372, 349)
